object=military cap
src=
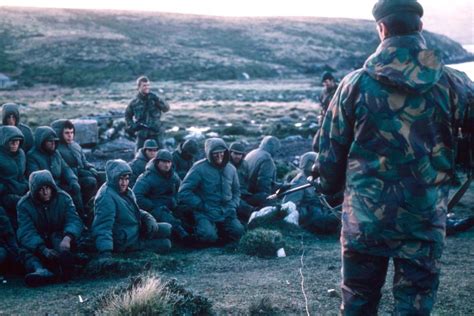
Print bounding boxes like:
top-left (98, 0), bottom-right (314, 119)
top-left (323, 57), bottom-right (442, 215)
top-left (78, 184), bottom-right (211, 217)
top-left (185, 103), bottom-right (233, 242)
top-left (372, 0), bottom-right (423, 21)
top-left (143, 139), bottom-right (159, 150)
top-left (229, 142), bottom-right (246, 154)
top-left (156, 149), bottom-right (173, 161)
top-left (321, 71), bottom-right (334, 82)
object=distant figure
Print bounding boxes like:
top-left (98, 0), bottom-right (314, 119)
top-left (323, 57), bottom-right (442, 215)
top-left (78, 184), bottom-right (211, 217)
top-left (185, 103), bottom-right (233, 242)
top-left (128, 139), bottom-right (159, 187)
top-left (133, 149), bottom-right (189, 241)
top-left (312, 71), bottom-right (338, 152)
top-left (125, 76), bottom-right (170, 152)
top-left (282, 152), bottom-right (339, 234)
top-left (51, 119), bottom-right (99, 221)
top-left (92, 159), bottom-right (171, 257)
top-left (26, 126), bottom-right (85, 220)
top-left (228, 141), bottom-right (254, 223)
top-left (316, 0), bottom-right (474, 314)
top-left (244, 136), bottom-right (281, 208)
top-left (17, 170), bottom-right (83, 287)
top-left (178, 138), bottom-right (244, 245)
top-left (0, 126), bottom-right (29, 229)
top-left (172, 138), bottom-right (199, 180)
top-left (1, 103), bottom-right (34, 153)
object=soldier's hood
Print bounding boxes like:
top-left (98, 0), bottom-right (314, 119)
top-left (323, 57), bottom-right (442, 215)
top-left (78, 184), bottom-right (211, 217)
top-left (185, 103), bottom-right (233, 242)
top-left (2, 103), bottom-right (20, 125)
top-left (204, 138), bottom-right (229, 167)
top-left (0, 125), bottom-right (24, 152)
top-left (106, 159), bottom-right (132, 192)
top-left (51, 119), bottom-right (68, 143)
top-left (29, 170), bottom-right (58, 200)
top-left (299, 152), bottom-right (318, 172)
top-left (259, 136), bottom-right (281, 157)
top-left (34, 126), bottom-right (59, 151)
top-left (364, 33), bottom-right (443, 94)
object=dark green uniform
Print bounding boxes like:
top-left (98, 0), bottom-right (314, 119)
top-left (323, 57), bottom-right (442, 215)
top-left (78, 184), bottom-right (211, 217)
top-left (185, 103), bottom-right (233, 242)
top-left (0, 126), bottom-right (28, 228)
top-left (244, 136), bottom-right (281, 207)
top-left (92, 159), bottom-right (171, 254)
top-left (128, 149), bottom-right (150, 187)
top-left (178, 138), bottom-right (244, 244)
top-left (17, 170), bottom-right (83, 281)
top-left (125, 92), bottom-right (170, 152)
top-left (0, 206), bottom-right (20, 270)
top-left (26, 126), bottom-right (84, 218)
top-left (317, 33), bottom-right (474, 314)
top-left (1, 103), bottom-right (34, 153)
top-left (51, 119), bottom-right (98, 214)
top-left (133, 155), bottom-right (188, 239)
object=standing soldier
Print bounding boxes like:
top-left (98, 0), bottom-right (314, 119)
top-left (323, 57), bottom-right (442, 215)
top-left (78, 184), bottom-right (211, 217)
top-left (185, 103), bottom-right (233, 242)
top-left (315, 0), bottom-right (474, 314)
top-left (1, 103), bottom-right (34, 153)
top-left (125, 76), bottom-right (170, 152)
top-left (313, 72), bottom-right (338, 152)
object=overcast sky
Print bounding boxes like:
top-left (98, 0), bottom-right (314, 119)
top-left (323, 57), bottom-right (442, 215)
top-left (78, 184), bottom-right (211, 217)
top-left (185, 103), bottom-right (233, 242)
top-left (1, 0), bottom-right (472, 43)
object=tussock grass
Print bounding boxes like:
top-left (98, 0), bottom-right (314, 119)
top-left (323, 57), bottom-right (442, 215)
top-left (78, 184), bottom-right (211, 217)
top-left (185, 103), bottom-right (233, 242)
top-left (99, 275), bottom-right (172, 315)
top-left (249, 297), bottom-right (279, 315)
top-left (239, 228), bottom-right (285, 258)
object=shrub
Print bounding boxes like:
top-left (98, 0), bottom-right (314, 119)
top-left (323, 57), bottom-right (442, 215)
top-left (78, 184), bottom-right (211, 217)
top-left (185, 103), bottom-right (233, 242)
top-left (239, 228), bottom-right (285, 258)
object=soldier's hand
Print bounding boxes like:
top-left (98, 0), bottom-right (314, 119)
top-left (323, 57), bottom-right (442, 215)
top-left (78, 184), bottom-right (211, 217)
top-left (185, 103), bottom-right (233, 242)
top-left (59, 236), bottom-right (72, 252)
top-left (310, 162), bottom-right (320, 180)
top-left (42, 247), bottom-right (59, 260)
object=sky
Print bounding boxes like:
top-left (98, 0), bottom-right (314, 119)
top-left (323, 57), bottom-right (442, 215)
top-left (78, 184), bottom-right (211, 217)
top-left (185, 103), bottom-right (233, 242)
top-left (1, 0), bottom-right (473, 43)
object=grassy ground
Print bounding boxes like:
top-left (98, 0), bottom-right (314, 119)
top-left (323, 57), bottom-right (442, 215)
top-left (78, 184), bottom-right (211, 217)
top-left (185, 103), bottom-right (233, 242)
top-left (0, 80), bottom-right (473, 315)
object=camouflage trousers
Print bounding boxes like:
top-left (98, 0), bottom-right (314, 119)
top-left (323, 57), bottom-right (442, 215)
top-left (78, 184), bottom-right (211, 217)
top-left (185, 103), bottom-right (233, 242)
top-left (341, 248), bottom-right (441, 316)
top-left (135, 131), bottom-right (164, 153)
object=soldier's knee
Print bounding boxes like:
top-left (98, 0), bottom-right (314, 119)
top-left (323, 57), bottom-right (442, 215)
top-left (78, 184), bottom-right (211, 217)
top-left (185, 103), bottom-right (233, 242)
top-left (195, 227), bottom-right (218, 243)
top-left (227, 221), bottom-right (245, 241)
top-left (156, 223), bottom-right (172, 238)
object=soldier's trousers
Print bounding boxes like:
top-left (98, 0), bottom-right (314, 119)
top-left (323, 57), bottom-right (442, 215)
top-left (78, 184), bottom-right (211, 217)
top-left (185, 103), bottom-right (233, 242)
top-left (341, 248), bottom-right (440, 316)
top-left (195, 216), bottom-right (245, 244)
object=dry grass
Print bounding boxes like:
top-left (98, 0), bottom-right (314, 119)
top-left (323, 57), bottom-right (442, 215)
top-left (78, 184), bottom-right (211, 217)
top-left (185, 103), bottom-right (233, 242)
top-left (98, 274), bottom-right (172, 315)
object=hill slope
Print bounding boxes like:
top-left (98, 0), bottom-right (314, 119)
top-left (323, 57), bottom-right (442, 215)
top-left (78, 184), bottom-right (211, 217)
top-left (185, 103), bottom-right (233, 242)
top-left (0, 7), bottom-right (472, 86)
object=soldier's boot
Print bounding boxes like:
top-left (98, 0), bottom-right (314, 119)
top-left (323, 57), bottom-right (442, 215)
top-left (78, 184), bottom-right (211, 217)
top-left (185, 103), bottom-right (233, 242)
top-left (58, 251), bottom-right (76, 282)
top-left (24, 261), bottom-right (55, 287)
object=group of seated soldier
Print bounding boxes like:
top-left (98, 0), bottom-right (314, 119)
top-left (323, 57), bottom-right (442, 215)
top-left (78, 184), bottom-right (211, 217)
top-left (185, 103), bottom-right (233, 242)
top-left (0, 102), bottom-right (341, 288)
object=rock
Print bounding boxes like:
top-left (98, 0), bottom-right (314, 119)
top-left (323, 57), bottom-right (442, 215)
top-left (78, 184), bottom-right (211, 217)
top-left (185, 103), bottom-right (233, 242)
top-left (284, 135), bottom-right (304, 142)
top-left (71, 119), bottom-right (98, 146)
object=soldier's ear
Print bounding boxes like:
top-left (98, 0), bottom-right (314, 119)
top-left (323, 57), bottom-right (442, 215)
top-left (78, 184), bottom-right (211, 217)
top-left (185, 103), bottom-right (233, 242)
top-left (419, 20), bottom-right (423, 32)
top-left (376, 22), bottom-right (389, 41)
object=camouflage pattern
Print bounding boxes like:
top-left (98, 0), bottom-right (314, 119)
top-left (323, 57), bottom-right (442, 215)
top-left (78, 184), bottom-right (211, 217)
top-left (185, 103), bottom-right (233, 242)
top-left (319, 83), bottom-right (338, 117)
top-left (317, 33), bottom-right (474, 260)
top-left (341, 248), bottom-right (440, 315)
top-left (125, 92), bottom-right (170, 151)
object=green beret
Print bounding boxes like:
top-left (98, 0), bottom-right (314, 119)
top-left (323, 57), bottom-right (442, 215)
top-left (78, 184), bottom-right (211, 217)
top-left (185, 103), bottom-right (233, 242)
top-left (229, 142), bottom-right (246, 154)
top-left (156, 149), bottom-right (173, 161)
top-left (143, 139), bottom-right (159, 150)
top-left (372, 0), bottom-right (423, 21)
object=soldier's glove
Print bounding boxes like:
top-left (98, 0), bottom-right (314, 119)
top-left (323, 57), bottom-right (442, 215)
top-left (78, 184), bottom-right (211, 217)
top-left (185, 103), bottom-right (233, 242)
top-left (59, 236), bottom-right (72, 252)
top-left (42, 247), bottom-right (59, 260)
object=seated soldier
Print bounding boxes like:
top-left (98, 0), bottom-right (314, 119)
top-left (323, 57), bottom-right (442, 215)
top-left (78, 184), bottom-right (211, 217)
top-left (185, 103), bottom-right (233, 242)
top-left (92, 159), bottom-right (171, 257)
top-left (178, 138), bottom-right (244, 245)
top-left (1, 103), bottom-right (34, 153)
top-left (244, 136), bottom-right (281, 208)
top-left (26, 126), bottom-right (85, 221)
top-left (0, 126), bottom-right (29, 229)
top-left (283, 152), bottom-right (340, 234)
top-left (51, 119), bottom-right (99, 219)
top-left (17, 170), bottom-right (83, 286)
top-left (228, 141), bottom-right (254, 223)
top-left (133, 149), bottom-right (189, 240)
top-left (128, 139), bottom-right (159, 187)
top-left (173, 138), bottom-right (199, 180)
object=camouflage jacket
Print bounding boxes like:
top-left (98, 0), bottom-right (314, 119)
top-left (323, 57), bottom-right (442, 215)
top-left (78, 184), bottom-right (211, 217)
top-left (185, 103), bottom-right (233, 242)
top-left (317, 34), bottom-right (474, 259)
top-left (319, 84), bottom-right (338, 116)
top-left (125, 92), bottom-right (170, 134)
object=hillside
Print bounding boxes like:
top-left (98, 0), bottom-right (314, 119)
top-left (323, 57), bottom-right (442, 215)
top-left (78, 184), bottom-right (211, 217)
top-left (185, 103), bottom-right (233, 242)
top-left (0, 7), bottom-right (472, 87)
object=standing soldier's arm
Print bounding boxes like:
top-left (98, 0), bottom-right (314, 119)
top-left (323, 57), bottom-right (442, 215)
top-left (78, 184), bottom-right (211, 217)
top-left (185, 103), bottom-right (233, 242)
top-left (317, 73), bottom-right (360, 195)
top-left (156, 95), bottom-right (170, 113)
top-left (125, 101), bottom-right (135, 130)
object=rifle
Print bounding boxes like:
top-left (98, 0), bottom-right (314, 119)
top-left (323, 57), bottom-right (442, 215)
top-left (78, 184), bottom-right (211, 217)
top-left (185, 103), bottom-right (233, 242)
top-left (267, 178), bottom-right (342, 219)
